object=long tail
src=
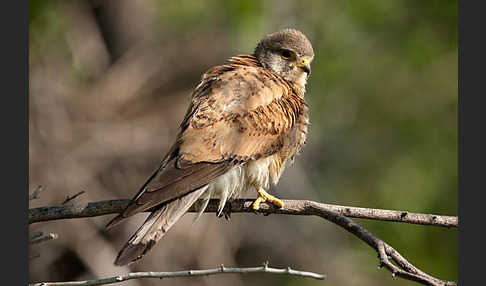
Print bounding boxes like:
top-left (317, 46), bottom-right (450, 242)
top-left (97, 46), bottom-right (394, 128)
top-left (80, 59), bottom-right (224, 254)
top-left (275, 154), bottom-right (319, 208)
top-left (114, 186), bottom-right (208, 266)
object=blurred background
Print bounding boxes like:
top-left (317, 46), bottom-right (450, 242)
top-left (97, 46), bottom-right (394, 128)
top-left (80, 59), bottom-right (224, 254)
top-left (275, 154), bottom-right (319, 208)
top-left (29, 1), bottom-right (457, 285)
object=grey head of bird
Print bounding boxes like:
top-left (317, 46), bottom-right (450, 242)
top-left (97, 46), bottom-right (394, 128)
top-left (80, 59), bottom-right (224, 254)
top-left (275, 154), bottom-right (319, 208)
top-left (254, 28), bottom-right (315, 88)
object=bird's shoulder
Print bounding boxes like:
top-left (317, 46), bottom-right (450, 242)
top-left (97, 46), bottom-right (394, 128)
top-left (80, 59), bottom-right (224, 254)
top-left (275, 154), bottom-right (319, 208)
top-left (177, 55), bottom-right (307, 164)
top-left (181, 55), bottom-right (294, 126)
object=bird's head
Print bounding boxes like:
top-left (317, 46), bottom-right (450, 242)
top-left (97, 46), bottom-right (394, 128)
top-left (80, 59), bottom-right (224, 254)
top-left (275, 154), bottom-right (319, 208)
top-left (254, 29), bottom-right (314, 88)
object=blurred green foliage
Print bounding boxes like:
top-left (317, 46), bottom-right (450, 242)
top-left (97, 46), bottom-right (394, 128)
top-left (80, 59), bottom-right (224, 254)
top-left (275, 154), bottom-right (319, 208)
top-left (29, 0), bottom-right (457, 285)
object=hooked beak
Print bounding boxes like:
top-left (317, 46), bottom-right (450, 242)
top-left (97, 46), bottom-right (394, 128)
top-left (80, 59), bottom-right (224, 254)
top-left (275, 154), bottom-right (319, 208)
top-left (297, 57), bottom-right (311, 76)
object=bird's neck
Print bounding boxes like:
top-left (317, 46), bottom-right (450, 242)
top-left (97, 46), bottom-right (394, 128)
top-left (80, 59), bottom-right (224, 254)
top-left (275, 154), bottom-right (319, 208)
top-left (291, 74), bottom-right (308, 95)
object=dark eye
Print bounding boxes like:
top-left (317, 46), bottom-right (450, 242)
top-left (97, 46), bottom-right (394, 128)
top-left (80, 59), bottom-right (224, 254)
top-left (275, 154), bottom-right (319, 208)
top-left (280, 49), bottom-right (292, 60)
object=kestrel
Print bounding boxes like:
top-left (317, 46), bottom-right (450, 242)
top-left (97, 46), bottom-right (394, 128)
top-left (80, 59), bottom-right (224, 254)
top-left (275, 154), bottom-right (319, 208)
top-left (107, 28), bottom-right (314, 266)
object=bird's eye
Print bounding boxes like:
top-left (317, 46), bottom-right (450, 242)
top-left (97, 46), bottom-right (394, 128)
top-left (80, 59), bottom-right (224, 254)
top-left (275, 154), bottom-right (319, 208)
top-left (280, 50), bottom-right (293, 60)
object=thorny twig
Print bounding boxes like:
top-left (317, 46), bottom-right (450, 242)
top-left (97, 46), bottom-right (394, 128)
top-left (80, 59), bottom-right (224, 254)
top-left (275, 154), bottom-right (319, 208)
top-left (29, 262), bottom-right (326, 286)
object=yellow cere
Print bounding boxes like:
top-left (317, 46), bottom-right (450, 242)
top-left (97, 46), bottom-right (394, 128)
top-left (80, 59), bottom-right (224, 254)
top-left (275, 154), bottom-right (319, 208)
top-left (297, 57), bottom-right (309, 67)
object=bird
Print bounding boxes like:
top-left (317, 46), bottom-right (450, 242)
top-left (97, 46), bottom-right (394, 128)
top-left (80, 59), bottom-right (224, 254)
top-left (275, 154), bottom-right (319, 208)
top-left (106, 28), bottom-right (314, 266)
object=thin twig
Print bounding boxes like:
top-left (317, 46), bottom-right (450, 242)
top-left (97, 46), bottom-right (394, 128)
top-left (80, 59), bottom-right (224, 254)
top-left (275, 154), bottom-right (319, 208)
top-left (28, 199), bottom-right (458, 228)
top-left (30, 233), bottom-right (59, 245)
top-left (62, 191), bottom-right (86, 205)
top-left (28, 263), bottom-right (326, 286)
top-left (29, 231), bottom-right (44, 241)
top-left (29, 185), bottom-right (45, 201)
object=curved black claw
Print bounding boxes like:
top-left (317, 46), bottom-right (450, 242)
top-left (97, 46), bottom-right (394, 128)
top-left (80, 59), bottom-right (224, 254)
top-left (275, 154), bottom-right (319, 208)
top-left (217, 202), bottom-right (233, 221)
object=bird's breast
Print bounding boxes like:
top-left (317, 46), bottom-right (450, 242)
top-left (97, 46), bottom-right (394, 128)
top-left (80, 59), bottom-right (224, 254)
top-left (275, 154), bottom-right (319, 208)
top-left (198, 106), bottom-right (309, 215)
top-left (207, 110), bottom-right (309, 197)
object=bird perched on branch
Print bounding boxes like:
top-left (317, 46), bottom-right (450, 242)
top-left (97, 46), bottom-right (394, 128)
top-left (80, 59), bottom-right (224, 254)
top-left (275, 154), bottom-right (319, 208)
top-left (107, 28), bottom-right (314, 266)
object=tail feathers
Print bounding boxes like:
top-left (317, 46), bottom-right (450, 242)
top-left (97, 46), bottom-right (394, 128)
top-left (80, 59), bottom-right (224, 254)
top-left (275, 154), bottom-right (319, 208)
top-left (114, 208), bottom-right (165, 266)
top-left (114, 186), bottom-right (208, 266)
top-left (192, 188), bottom-right (212, 223)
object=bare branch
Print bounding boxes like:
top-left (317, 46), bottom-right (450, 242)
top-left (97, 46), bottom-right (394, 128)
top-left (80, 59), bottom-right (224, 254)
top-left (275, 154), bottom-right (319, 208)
top-left (28, 198), bottom-right (457, 286)
top-left (28, 263), bottom-right (326, 286)
top-left (28, 198), bottom-right (458, 228)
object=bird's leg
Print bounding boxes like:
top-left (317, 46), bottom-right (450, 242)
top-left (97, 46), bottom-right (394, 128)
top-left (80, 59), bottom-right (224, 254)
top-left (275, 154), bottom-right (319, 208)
top-left (251, 184), bottom-right (285, 210)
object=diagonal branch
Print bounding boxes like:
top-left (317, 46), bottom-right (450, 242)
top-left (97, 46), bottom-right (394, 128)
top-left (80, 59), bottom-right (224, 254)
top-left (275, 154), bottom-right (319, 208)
top-left (28, 198), bottom-right (458, 286)
top-left (303, 201), bottom-right (457, 286)
top-left (28, 262), bottom-right (326, 286)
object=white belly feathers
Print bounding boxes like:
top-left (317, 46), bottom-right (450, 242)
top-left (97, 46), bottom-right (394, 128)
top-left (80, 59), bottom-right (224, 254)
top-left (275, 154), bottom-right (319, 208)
top-left (192, 154), bottom-right (286, 218)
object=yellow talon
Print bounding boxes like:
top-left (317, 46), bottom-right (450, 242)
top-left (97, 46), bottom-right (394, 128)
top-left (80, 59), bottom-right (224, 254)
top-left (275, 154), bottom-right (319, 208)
top-left (252, 185), bottom-right (285, 210)
top-left (252, 196), bottom-right (266, 210)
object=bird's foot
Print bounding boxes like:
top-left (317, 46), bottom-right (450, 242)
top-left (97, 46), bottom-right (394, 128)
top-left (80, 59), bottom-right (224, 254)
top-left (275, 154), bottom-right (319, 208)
top-left (252, 187), bottom-right (285, 210)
